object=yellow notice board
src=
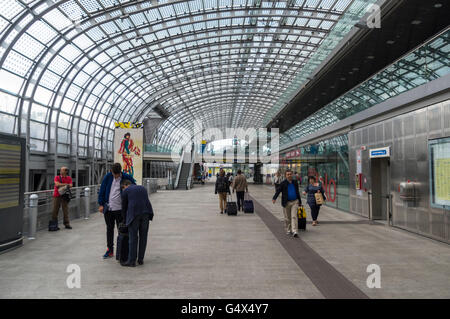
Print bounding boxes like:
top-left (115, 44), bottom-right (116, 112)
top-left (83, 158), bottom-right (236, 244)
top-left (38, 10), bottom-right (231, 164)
top-left (434, 158), bottom-right (450, 203)
top-left (431, 138), bottom-right (450, 207)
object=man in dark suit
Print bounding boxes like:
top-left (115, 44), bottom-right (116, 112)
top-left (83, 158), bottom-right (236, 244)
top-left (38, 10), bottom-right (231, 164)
top-left (272, 170), bottom-right (302, 238)
top-left (121, 179), bottom-right (154, 267)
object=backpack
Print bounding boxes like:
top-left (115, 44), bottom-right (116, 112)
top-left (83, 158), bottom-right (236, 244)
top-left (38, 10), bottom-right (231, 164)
top-left (217, 177), bottom-right (228, 193)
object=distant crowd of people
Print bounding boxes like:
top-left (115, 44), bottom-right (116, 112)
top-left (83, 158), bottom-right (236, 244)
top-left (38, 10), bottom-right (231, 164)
top-left (214, 169), bottom-right (248, 214)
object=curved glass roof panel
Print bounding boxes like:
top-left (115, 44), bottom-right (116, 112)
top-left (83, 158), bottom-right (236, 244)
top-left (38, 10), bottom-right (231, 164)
top-left (0, 0), bottom-right (377, 156)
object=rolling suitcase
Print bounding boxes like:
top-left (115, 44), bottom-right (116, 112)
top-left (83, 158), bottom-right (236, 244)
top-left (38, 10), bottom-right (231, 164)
top-left (116, 224), bottom-right (129, 263)
top-left (298, 206), bottom-right (307, 231)
top-left (226, 194), bottom-right (238, 216)
top-left (243, 193), bottom-right (254, 213)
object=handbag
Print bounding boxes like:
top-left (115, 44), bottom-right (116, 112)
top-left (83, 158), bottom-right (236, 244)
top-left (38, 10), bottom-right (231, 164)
top-left (297, 205), bottom-right (307, 231)
top-left (314, 192), bottom-right (324, 205)
top-left (297, 206), bottom-right (307, 219)
top-left (59, 176), bottom-right (72, 203)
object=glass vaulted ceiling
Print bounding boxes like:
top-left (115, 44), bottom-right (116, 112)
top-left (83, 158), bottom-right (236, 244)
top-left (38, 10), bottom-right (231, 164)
top-left (0, 0), bottom-right (375, 157)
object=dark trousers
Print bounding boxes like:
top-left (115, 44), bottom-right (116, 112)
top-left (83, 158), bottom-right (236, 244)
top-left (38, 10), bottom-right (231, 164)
top-left (309, 204), bottom-right (321, 221)
top-left (128, 214), bottom-right (150, 263)
top-left (236, 191), bottom-right (245, 211)
top-left (104, 210), bottom-right (121, 251)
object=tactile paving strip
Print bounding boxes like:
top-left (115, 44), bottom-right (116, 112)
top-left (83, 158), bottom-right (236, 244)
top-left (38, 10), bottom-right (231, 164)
top-left (249, 194), bottom-right (369, 299)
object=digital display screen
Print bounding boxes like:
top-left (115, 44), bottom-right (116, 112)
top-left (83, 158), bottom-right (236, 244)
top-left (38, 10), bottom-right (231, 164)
top-left (0, 142), bottom-right (21, 209)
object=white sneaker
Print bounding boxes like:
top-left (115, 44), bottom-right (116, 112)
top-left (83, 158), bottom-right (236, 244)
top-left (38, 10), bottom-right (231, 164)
top-left (292, 232), bottom-right (299, 238)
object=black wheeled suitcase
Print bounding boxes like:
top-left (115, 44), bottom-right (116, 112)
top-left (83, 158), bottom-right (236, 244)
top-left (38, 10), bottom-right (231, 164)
top-left (298, 216), bottom-right (306, 231)
top-left (243, 193), bottom-right (254, 213)
top-left (116, 232), bottom-right (129, 263)
top-left (226, 194), bottom-right (238, 216)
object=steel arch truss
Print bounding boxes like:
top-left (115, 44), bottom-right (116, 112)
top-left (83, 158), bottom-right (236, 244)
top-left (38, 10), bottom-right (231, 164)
top-left (0, 0), bottom-right (360, 159)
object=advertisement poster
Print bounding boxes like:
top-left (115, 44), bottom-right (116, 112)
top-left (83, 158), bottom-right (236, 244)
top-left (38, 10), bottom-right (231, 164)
top-left (114, 123), bottom-right (143, 185)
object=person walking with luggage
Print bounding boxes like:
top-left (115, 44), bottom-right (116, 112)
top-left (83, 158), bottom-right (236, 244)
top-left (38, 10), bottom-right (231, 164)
top-left (120, 179), bottom-right (154, 267)
top-left (231, 169), bottom-right (248, 212)
top-left (303, 176), bottom-right (326, 226)
top-left (273, 170), bottom-right (283, 192)
top-left (98, 163), bottom-right (135, 259)
top-left (50, 166), bottom-right (73, 231)
top-left (272, 170), bottom-right (302, 238)
top-left (215, 169), bottom-right (230, 214)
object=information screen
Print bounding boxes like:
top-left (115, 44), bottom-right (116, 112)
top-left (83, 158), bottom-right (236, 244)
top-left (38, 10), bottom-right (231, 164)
top-left (429, 137), bottom-right (450, 208)
top-left (0, 142), bottom-right (21, 209)
top-left (0, 134), bottom-right (25, 251)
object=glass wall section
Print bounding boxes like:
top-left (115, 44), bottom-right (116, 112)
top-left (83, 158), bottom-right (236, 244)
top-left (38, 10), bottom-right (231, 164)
top-left (281, 28), bottom-right (450, 146)
top-left (281, 134), bottom-right (349, 212)
top-left (143, 160), bottom-right (178, 179)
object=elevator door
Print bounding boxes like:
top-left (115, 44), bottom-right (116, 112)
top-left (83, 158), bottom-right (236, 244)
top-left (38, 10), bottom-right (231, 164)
top-left (371, 158), bottom-right (390, 220)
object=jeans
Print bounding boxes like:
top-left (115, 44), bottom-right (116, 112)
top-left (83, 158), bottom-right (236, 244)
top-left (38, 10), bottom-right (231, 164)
top-left (309, 204), bottom-right (321, 221)
top-left (128, 214), bottom-right (150, 263)
top-left (104, 210), bottom-right (121, 251)
top-left (236, 191), bottom-right (245, 211)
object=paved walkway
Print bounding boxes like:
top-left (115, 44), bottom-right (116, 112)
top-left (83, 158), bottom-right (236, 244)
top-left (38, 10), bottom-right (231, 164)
top-left (0, 182), bottom-right (449, 299)
top-left (250, 183), bottom-right (450, 299)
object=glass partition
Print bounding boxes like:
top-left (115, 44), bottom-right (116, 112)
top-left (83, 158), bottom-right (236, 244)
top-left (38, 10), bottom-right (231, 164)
top-left (281, 134), bottom-right (349, 212)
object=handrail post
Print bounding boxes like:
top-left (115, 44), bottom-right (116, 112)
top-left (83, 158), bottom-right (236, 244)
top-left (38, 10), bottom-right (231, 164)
top-left (28, 194), bottom-right (38, 240)
top-left (84, 187), bottom-right (90, 219)
top-left (146, 179), bottom-right (151, 194)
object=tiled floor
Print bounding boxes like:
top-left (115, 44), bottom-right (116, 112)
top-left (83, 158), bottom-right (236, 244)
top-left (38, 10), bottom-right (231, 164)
top-left (0, 183), bottom-right (449, 299)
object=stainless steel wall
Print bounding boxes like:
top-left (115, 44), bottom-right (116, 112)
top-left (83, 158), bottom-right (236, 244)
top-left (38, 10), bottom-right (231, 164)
top-left (349, 98), bottom-right (450, 243)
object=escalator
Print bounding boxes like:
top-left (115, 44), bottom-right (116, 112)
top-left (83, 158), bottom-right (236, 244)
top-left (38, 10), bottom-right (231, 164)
top-left (177, 162), bottom-right (191, 189)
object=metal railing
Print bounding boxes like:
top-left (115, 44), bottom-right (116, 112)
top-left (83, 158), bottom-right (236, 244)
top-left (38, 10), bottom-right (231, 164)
top-left (23, 179), bottom-right (160, 239)
top-left (24, 185), bottom-right (101, 239)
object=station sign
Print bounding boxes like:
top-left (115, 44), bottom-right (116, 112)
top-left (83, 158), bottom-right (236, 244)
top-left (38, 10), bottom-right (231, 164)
top-left (370, 147), bottom-right (390, 158)
top-left (284, 148), bottom-right (301, 159)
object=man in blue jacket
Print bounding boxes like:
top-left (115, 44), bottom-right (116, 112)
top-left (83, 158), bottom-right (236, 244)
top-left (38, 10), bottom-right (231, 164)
top-left (120, 179), bottom-right (154, 267)
top-left (98, 163), bottom-right (135, 259)
top-left (272, 170), bottom-right (302, 238)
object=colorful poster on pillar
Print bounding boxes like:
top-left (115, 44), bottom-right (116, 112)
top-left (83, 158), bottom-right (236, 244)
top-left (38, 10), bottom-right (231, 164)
top-left (114, 123), bottom-right (143, 185)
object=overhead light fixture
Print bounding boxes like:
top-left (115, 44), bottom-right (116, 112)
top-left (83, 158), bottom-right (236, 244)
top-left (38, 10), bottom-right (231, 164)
top-left (434, 3), bottom-right (442, 8)
top-left (411, 20), bottom-right (422, 25)
top-left (367, 55), bottom-right (375, 59)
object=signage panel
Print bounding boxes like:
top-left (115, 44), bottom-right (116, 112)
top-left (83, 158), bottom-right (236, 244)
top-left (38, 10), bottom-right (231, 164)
top-left (370, 147), bottom-right (390, 158)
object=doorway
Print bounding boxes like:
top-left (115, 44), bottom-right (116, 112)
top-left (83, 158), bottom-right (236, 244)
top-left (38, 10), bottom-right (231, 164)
top-left (370, 158), bottom-right (390, 221)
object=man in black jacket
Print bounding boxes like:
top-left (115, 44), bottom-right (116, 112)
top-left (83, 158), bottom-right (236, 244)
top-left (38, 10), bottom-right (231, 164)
top-left (272, 170), bottom-right (302, 237)
top-left (121, 179), bottom-right (154, 267)
top-left (215, 169), bottom-right (230, 214)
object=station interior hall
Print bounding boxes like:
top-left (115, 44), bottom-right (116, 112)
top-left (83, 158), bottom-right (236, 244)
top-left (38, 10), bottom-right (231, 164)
top-left (0, 0), bottom-right (449, 299)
